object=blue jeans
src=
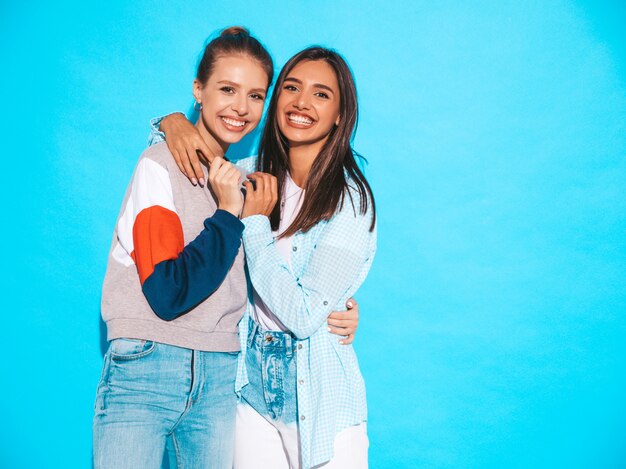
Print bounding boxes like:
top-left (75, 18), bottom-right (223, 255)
top-left (93, 339), bottom-right (238, 469)
top-left (241, 321), bottom-right (298, 424)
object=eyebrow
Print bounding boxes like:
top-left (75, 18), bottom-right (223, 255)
top-left (217, 80), bottom-right (266, 94)
top-left (284, 77), bottom-right (335, 94)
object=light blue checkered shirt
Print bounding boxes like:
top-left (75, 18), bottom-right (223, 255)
top-left (235, 156), bottom-right (376, 468)
top-left (148, 121), bottom-right (376, 468)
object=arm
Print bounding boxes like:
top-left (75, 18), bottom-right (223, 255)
top-left (149, 113), bottom-right (218, 186)
top-left (119, 156), bottom-right (244, 320)
top-left (242, 193), bottom-right (376, 339)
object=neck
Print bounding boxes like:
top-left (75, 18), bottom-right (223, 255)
top-left (195, 119), bottom-right (229, 164)
top-left (288, 137), bottom-right (328, 187)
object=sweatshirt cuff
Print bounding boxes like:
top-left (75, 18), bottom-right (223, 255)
top-left (209, 209), bottom-right (245, 236)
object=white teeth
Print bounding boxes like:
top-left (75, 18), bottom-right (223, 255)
top-left (222, 117), bottom-right (246, 127)
top-left (288, 114), bottom-right (313, 125)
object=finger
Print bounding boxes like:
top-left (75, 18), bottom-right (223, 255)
top-left (269, 174), bottom-right (278, 205)
top-left (251, 173), bottom-right (265, 194)
top-left (329, 326), bottom-right (355, 338)
top-left (346, 297), bottom-right (358, 309)
top-left (185, 148), bottom-right (203, 186)
top-left (179, 148), bottom-right (197, 185)
top-left (227, 165), bottom-right (241, 181)
top-left (327, 325), bottom-right (349, 337)
top-left (224, 167), bottom-right (241, 189)
top-left (262, 173), bottom-right (273, 201)
top-left (208, 157), bottom-right (224, 181)
top-left (187, 144), bottom-right (205, 186)
top-left (195, 139), bottom-right (215, 165)
top-left (219, 163), bottom-right (239, 186)
top-left (214, 162), bottom-right (232, 184)
top-left (327, 326), bottom-right (356, 336)
top-left (340, 333), bottom-right (355, 345)
top-left (328, 310), bottom-right (352, 320)
top-left (327, 317), bottom-right (356, 327)
top-left (171, 148), bottom-right (188, 179)
top-left (242, 180), bottom-right (254, 194)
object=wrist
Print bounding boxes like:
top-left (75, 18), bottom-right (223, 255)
top-left (219, 203), bottom-right (241, 217)
top-left (161, 112), bottom-right (185, 135)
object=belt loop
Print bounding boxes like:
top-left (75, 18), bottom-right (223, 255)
top-left (285, 334), bottom-right (293, 358)
top-left (247, 320), bottom-right (258, 349)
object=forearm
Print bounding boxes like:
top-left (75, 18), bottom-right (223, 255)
top-left (143, 210), bottom-right (243, 320)
top-left (242, 216), bottom-right (366, 338)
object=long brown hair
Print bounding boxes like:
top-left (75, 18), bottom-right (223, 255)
top-left (258, 47), bottom-right (376, 237)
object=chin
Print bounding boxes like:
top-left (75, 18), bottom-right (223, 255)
top-left (213, 129), bottom-right (245, 145)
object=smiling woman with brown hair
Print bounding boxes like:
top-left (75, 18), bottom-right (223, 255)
top-left (155, 46), bottom-right (376, 469)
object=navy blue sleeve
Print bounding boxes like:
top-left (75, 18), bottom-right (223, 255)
top-left (142, 209), bottom-right (244, 321)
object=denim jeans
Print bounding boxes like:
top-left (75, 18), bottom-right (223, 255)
top-left (93, 338), bottom-right (237, 469)
top-left (241, 320), bottom-right (298, 424)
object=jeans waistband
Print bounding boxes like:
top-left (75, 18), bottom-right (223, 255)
top-left (247, 320), bottom-right (295, 358)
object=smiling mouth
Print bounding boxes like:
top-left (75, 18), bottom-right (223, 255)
top-left (287, 112), bottom-right (314, 127)
top-left (221, 116), bottom-right (248, 129)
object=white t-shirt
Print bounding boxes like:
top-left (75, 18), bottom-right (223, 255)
top-left (251, 173), bottom-right (304, 331)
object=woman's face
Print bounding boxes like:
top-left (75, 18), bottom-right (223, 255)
top-left (276, 59), bottom-right (341, 148)
top-left (193, 55), bottom-right (268, 148)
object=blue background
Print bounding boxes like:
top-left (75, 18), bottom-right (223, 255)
top-left (1, 1), bottom-right (625, 467)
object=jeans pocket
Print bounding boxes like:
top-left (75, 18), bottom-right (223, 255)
top-left (262, 350), bottom-right (285, 420)
top-left (109, 338), bottom-right (156, 361)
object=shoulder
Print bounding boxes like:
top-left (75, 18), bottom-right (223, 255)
top-left (128, 142), bottom-right (179, 190)
top-left (139, 141), bottom-right (175, 169)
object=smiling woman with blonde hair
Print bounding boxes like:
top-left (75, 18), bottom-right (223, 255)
top-left (93, 27), bottom-right (274, 469)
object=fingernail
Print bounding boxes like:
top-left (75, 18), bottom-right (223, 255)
top-left (339, 341), bottom-right (344, 345)
top-left (191, 177), bottom-right (198, 186)
top-left (327, 327), bottom-right (331, 332)
top-left (199, 178), bottom-right (205, 187)
top-left (347, 301), bottom-right (353, 308)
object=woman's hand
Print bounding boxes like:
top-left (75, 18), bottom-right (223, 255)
top-left (327, 298), bottom-right (359, 345)
top-left (209, 157), bottom-right (244, 217)
top-left (160, 113), bottom-right (216, 186)
top-left (241, 172), bottom-right (278, 218)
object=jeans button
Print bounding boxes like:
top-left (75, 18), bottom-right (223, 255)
top-left (265, 335), bottom-right (273, 343)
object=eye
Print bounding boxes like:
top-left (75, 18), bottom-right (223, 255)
top-left (283, 84), bottom-right (299, 92)
top-left (315, 91), bottom-right (330, 99)
top-left (220, 86), bottom-right (235, 94)
top-left (250, 93), bottom-right (265, 101)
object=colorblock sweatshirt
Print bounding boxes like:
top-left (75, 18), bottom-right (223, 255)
top-left (101, 142), bottom-right (247, 352)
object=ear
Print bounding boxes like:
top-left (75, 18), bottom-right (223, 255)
top-left (335, 115), bottom-right (341, 126)
top-left (193, 79), bottom-right (202, 104)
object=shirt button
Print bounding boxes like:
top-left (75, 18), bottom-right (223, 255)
top-left (299, 379), bottom-right (304, 385)
top-left (323, 301), bottom-right (328, 306)
top-left (298, 344), bottom-right (302, 350)
top-left (300, 415), bottom-right (306, 421)
top-left (292, 246), bottom-right (298, 252)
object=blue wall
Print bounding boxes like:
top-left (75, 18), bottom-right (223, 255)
top-left (1, 1), bottom-right (625, 467)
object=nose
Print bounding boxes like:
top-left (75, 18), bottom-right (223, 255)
top-left (232, 94), bottom-right (249, 115)
top-left (293, 92), bottom-right (311, 111)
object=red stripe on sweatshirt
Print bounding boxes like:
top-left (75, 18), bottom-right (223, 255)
top-left (130, 206), bottom-right (185, 284)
